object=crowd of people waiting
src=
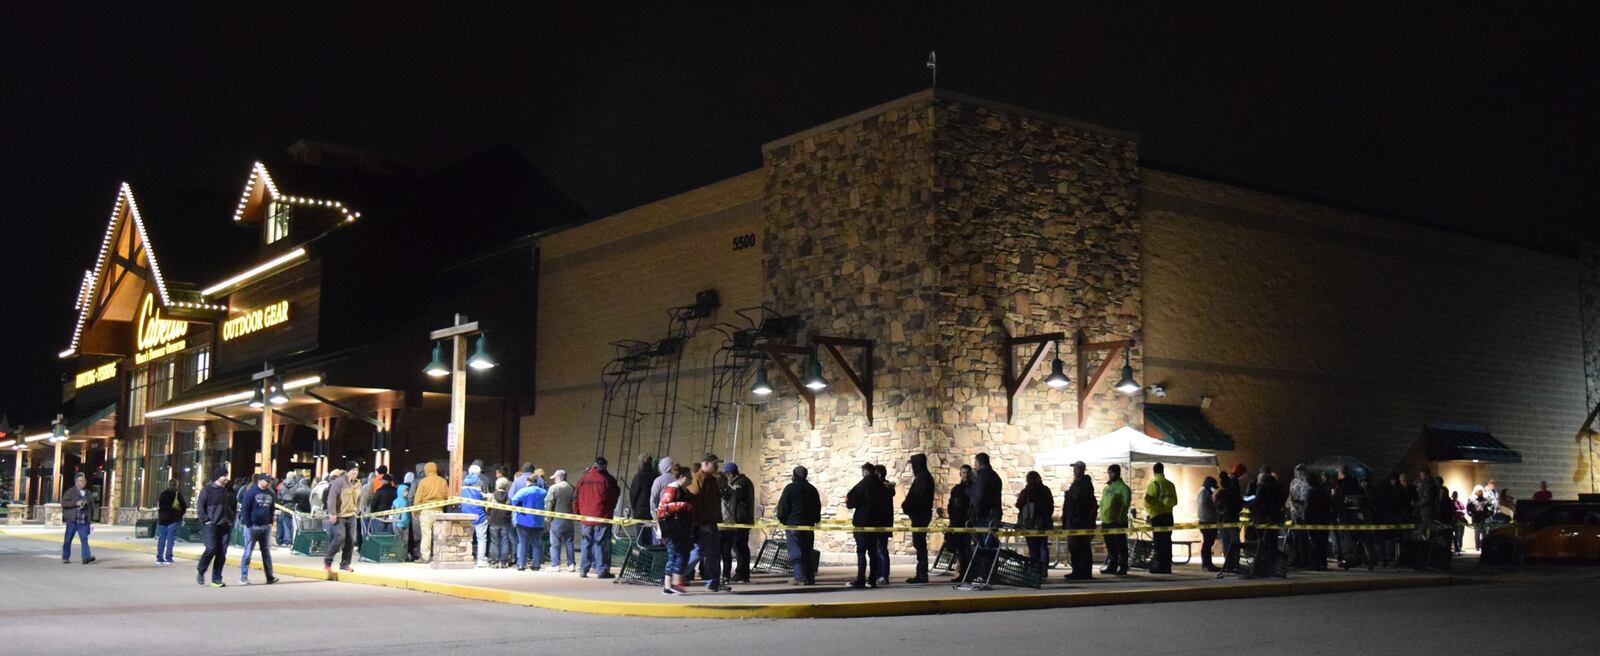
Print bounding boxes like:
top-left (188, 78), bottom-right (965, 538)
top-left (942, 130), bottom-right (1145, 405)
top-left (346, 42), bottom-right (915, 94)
top-left (131, 450), bottom-right (1526, 591)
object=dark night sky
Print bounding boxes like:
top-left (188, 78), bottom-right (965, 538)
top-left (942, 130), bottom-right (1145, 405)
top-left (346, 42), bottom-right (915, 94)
top-left (1, 3), bottom-right (1595, 422)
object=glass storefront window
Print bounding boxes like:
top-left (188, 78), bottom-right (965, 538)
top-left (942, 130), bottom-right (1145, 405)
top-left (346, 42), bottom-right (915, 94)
top-left (173, 429), bottom-right (197, 497)
top-left (128, 366), bottom-right (150, 425)
top-left (145, 430), bottom-right (170, 504)
top-left (118, 435), bottom-right (143, 507)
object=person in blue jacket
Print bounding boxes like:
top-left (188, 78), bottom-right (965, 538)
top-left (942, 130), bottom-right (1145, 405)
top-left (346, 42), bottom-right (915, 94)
top-left (460, 471), bottom-right (489, 567)
top-left (393, 480), bottom-right (416, 561)
top-left (511, 477), bottom-right (549, 571)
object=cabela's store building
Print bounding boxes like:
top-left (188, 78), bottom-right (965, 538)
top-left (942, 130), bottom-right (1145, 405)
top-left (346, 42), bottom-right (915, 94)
top-left (5, 142), bottom-right (579, 520)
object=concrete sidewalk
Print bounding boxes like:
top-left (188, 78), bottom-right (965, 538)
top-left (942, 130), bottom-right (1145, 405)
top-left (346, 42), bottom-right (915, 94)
top-left (2, 525), bottom-right (1460, 619)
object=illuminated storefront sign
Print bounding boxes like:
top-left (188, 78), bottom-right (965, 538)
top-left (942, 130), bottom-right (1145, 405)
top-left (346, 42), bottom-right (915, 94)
top-left (74, 362), bottom-right (118, 389)
top-left (134, 293), bottom-right (189, 364)
top-left (222, 300), bottom-right (290, 341)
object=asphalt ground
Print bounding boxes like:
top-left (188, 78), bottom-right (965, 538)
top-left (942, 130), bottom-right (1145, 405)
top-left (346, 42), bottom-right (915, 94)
top-left (3, 533), bottom-right (1596, 655)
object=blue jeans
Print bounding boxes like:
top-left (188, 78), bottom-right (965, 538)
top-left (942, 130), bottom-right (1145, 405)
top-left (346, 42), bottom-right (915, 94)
top-left (197, 523), bottom-right (229, 583)
top-left (664, 535), bottom-right (691, 578)
top-left (786, 530), bottom-right (815, 583)
top-left (156, 522), bottom-right (179, 562)
top-left (240, 525), bottom-right (273, 579)
top-left (276, 511), bottom-right (295, 545)
top-left (696, 525), bottom-right (722, 586)
top-left (548, 519), bottom-right (576, 567)
top-left (580, 524), bottom-right (613, 575)
top-left (61, 520), bottom-right (92, 561)
top-left (872, 533), bottom-right (890, 581)
top-left (516, 526), bottom-right (546, 569)
top-left (487, 526), bottom-right (513, 564)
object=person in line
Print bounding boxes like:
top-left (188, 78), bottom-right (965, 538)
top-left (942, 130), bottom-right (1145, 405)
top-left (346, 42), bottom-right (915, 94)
top-left (239, 474), bottom-right (281, 585)
top-left (1016, 470), bottom-right (1054, 572)
top-left (1214, 471), bottom-right (1243, 577)
top-left (1304, 473), bottom-right (1333, 570)
top-left (688, 454), bottom-right (728, 591)
top-left (969, 453), bottom-right (1004, 549)
top-left (1247, 470), bottom-right (1287, 578)
top-left (507, 463), bottom-right (535, 561)
top-left (902, 453), bottom-right (935, 584)
top-left (1483, 479), bottom-right (1500, 512)
top-left (324, 464), bottom-right (361, 573)
top-left (156, 478), bottom-right (187, 565)
top-left (656, 464), bottom-right (695, 595)
top-left (370, 474), bottom-right (398, 535)
top-left (945, 465), bottom-right (974, 578)
top-left (1061, 461), bottom-right (1096, 580)
top-left (275, 471), bottom-right (297, 547)
top-left (871, 463), bottom-right (894, 585)
top-left (545, 469), bottom-right (578, 572)
top-left (1289, 464), bottom-right (1312, 568)
top-left (575, 456), bottom-right (621, 579)
top-left (413, 462), bottom-right (449, 563)
top-left (60, 472), bottom-right (96, 565)
top-left (1496, 491), bottom-right (1516, 522)
top-left (1145, 462), bottom-right (1178, 574)
top-left (196, 467), bottom-right (234, 587)
top-left (493, 465), bottom-right (510, 492)
top-left (459, 469), bottom-right (490, 567)
top-left (1197, 475), bottom-right (1219, 572)
top-left (1467, 486), bottom-right (1493, 550)
top-left (628, 454), bottom-right (657, 545)
top-left (510, 470), bottom-right (548, 571)
top-left (648, 456), bottom-right (676, 515)
top-left (847, 462), bottom-right (890, 588)
top-left (485, 478), bottom-right (514, 568)
top-left (310, 471), bottom-right (331, 517)
top-left (720, 462), bottom-right (755, 583)
top-left (393, 475), bottom-right (416, 561)
top-left (775, 465), bottom-right (821, 585)
top-left (1100, 464), bottom-right (1131, 576)
top-left (1449, 489), bottom-right (1467, 553)
top-left (1414, 469), bottom-right (1441, 533)
top-left (1532, 481), bottom-right (1553, 501)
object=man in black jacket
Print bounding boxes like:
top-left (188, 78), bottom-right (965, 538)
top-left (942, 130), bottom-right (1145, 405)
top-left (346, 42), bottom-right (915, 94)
top-left (946, 465), bottom-right (974, 577)
top-left (846, 462), bottom-right (890, 588)
top-left (60, 473), bottom-right (96, 565)
top-left (628, 454), bottom-right (657, 545)
top-left (902, 454), bottom-right (935, 583)
top-left (1248, 471), bottom-right (1287, 579)
top-left (239, 474), bottom-right (281, 585)
top-left (195, 467), bottom-right (234, 587)
top-left (968, 453), bottom-right (1003, 548)
top-left (1062, 461), bottom-right (1097, 580)
top-left (775, 465), bottom-right (821, 585)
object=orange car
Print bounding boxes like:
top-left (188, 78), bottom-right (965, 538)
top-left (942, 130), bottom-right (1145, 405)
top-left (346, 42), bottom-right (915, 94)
top-left (1484, 503), bottom-right (1600, 563)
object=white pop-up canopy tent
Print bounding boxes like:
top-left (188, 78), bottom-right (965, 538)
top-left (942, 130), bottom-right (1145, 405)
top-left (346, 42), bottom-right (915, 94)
top-left (1037, 426), bottom-right (1220, 467)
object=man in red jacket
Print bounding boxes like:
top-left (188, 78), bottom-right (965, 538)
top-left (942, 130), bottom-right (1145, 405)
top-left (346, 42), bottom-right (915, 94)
top-left (574, 457), bottom-right (620, 579)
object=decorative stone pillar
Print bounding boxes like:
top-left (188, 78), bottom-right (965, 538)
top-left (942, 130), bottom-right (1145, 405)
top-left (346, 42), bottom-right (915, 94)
top-left (429, 512), bottom-right (476, 569)
top-left (44, 503), bottom-right (63, 527)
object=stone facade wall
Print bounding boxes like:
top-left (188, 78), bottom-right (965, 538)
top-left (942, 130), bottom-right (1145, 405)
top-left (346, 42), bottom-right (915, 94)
top-left (760, 93), bottom-right (1141, 549)
top-left (1142, 170), bottom-right (1589, 500)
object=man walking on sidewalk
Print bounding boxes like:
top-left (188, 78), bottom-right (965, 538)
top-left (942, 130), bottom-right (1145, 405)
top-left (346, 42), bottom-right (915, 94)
top-left (240, 474), bottom-right (281, 585)
top-left (60, 472), bottom-right (96, 565)
top-left (196, 467), bottom-right (234, 587)
top-left (324, 463), bottom-right (361, 573)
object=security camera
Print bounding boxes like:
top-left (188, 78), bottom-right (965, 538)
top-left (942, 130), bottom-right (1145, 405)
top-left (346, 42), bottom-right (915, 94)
top-left (1150, 384), bottom-right (1167, 398)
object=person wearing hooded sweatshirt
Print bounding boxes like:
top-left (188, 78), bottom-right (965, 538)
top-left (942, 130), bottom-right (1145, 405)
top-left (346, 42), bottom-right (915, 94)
top-left (196, 467), bottom-right (235, 587)
top-left (459, 469), bottom-right (490, 567)
top-left (511, 472), bottom-right (548, 570)
top-left (628, 454), bottom-right (657, 545)
top-left (413, 462), bottom-right (449, 562)
top-left (1015, 470), bottom-right (1055, 571)
top-left (240, 474), bottom-right (282, 585)
top-left (656, 464), bottom-right (695, 595)
top-left (545, 469), bottom-right (577, 571)
top-left (1197, 475), bottom-right (1220, 572)
top-left (719, 462), bottom-right (755, 583)
top-left (325, 463), bottom-right (362, 573)
top-left (901, 454), bottom-right (935, 583)
top-left (393, 476), bottom-right (416, 561)
top-left (310, 473), bottom-right (331, 516)
top-left (488, 478), bottom-right (514, 567)
top-left (509, 463), bottom-right (535, 558)
top-left (1099, 464), bottom-right (1131, 576)
top-left (775, 465), bottom-right (821, 585)
top-left (575, 457), bottom-right (621, 578)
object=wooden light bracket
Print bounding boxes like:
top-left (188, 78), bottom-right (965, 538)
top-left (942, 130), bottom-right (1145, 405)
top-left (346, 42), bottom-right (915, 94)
top-left (758, 335), bottom-right (875, 429)
top-left (1075, 329), bottom-right (1136, 429)
top-left (1004, 332), bottom-right (1066, 424)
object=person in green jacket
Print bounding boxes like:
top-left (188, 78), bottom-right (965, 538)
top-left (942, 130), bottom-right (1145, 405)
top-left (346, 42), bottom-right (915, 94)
top-left (1099, 464), bottom-right (1132, 575)
top-left (1144, 462), bottom-right (1179, 574)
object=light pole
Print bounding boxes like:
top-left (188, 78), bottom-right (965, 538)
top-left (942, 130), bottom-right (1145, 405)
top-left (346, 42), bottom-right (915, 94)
top-left (426, 313), bottom-right (495, 489)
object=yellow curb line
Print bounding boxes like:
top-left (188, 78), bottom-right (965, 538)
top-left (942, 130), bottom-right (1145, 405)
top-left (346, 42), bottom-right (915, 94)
top-left (0, 529), bottom-right (1459, 619)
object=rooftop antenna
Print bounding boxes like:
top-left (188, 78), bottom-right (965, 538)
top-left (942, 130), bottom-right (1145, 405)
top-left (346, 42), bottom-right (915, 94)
top-left (926, 51), bottom-right (937, 89)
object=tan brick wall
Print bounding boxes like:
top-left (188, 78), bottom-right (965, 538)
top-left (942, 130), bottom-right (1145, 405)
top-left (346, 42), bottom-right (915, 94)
top-left (1142, 170), bottom-right (1589, 500)
top-left (520, 172), bottom-right (768, 483)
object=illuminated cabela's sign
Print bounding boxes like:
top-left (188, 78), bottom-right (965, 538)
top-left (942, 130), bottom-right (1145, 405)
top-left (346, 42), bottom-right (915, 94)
top-left (134, 293), bottom-right (188, 364)
top-left (74, 362), bottom-right (118, 389)
top-left (222, 300), bottom-right (290, 341)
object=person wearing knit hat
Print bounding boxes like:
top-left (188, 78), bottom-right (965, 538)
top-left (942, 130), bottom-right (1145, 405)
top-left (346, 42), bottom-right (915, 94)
top-left (239, 473), bottom-right (281, 585)
top-left (195, 466), bottom-right (235, 587)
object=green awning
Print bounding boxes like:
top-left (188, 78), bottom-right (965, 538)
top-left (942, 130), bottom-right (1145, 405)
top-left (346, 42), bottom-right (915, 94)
top-left (1144, 404), bottom-right (1234, 451)
top-left (1425, 423), bottom-right (1521, 464)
